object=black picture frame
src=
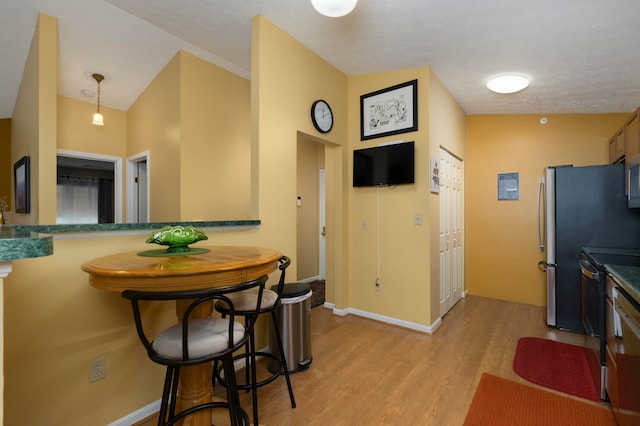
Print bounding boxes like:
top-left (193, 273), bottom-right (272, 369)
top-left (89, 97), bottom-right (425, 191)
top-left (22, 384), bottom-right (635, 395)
top-left (360, 79), bottom-right (418, 140)
top-left (14, 156), bottom-right (30, 213)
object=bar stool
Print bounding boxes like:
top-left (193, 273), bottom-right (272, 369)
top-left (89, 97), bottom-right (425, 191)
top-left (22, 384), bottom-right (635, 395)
top-left (122, 275), bottom-right (268, 426)
top-left (213, 255), bottom-right (296, 426)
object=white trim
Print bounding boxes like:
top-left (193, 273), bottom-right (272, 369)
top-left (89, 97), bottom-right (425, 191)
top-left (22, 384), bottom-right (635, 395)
top-left (107, 400), bottom-right (161, 426)
top-left (0, 261), bottom-right (12, 279)
top-left (126, 151), bottom-right (150, 223)
top-left (330, 306), bottom-right (440, 334)
top-left (56, 149), bottom-right (123, 223)
top-left (297, 275), bottom-right (321, 283)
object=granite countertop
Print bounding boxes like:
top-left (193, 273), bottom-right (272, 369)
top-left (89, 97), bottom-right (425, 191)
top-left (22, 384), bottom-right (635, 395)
top-left (0, 220), bottom-right (259, 262)
top-left (0, 226), bottom-right (53, 261)
top-left (605, 264), bottom-right (640, 305)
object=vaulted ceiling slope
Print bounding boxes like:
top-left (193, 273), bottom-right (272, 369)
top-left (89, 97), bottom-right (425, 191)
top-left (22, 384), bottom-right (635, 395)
top-left (1, 0), bottom-right (639, 119)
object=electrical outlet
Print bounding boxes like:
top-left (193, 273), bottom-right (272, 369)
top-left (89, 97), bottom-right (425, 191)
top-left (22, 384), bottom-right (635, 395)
top-left (375, 278), bottom-right (381, 292)
top-left (90, 358), bottom-right (106, 383)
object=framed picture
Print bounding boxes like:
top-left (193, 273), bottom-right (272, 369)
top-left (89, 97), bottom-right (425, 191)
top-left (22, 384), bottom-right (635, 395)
top-left (14, 156), bottom-right (30, 213)
top-left (430, 156), bottom-right (440, 193)
top-left (360, 79), bottom-right (418, 140)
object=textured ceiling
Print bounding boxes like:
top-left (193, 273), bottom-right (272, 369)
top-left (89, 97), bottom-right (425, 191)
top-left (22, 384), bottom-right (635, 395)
top-left (1, 0), bottom-right (640, 119)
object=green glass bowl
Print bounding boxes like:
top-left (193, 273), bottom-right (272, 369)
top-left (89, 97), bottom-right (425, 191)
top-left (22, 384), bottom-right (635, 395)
top-left (145, 225), bottom-right (208, 253)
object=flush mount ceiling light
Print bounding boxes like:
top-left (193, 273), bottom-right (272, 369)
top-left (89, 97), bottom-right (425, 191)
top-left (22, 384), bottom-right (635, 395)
top-left (486, 74), bottom-right (530, 94)
top-left (91, 73), bottom-right (105, 126)
top-left (311, 0), bottom-right (358, 17)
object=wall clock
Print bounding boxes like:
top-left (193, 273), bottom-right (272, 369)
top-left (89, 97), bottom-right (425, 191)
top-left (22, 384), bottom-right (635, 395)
top-left (311, 100), bottom-right (333, 133)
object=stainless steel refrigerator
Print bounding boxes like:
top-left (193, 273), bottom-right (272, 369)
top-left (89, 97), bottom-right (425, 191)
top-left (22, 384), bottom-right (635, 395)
top-left (537, 163), bottom-right (640, 332)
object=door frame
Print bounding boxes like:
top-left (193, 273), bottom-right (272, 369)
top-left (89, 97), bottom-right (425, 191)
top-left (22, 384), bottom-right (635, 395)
top-left (56, 149), bottom-right (123, 223)
top-left (126, 151), bottom-right (150, 223)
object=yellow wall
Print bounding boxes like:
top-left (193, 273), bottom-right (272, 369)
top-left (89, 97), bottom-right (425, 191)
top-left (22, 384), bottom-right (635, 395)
top-left (348, 69), bottom-right (431, 325)
top-left (466, 114), bottom-right (627, 305)
top-left (127, 51), bottom-right (252, 222)
top-left (252, 16), bottom-right (349, 304)
top-left (11, 13), bottom-right (57, 225)
top-left (347, 69), bottom-right (466, 327)
top-left (127, 54), bottom-right (182, 221)
top-left (180, 51), bottom-right (252, 221)
top-left (57, 96), bottom-right (128, 155)
top-left (0, 119), bottom-right (11, 211)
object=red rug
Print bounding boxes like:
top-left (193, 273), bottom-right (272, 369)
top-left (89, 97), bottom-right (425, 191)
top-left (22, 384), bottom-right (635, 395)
top-left (513, 337), bottom-right (600, 402)
top-left (464, 373), bottom-right (615, 426)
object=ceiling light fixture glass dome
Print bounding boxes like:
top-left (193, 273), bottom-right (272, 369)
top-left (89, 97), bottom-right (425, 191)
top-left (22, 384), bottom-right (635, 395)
top-left (486, 74), bottom-right (530, 94)
top-left (311, 0), bottom-right (358, 17)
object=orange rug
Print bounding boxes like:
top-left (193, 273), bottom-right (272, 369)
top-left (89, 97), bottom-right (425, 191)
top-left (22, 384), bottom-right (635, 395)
top-left (464, 373), bottom-right (616, 426)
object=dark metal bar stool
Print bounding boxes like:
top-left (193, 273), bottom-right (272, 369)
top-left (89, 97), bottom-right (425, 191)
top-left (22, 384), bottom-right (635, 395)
top-left (122, 275), bottom-right (268, 426)
top-left (213, 256), bottom-right (296, 425)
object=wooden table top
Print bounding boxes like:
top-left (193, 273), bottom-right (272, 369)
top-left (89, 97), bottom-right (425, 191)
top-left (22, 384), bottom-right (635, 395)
top-left (81, 245), bottom-right (282, 292)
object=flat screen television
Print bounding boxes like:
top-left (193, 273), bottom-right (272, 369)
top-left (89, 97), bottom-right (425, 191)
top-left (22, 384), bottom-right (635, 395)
top-left (353, 141), bottom-right (415, 187)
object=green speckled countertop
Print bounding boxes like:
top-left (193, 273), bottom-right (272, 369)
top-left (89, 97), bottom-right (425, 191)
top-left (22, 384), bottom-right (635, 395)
top-left (0, 226), bottom-right (53, 261)
top-left (605, 264), bottom-right (640, 305)
top-left (0, 220), bottom-right (259, 261)
top-left (11, 220), bottom-right (260, 234)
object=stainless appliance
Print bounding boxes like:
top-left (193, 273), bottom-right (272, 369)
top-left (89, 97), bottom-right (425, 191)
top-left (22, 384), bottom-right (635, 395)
top-left (537, 164), bottom-right (640, 332)
top-left (580, 248), bottom-right (640, 400)
top-left (613, 287), bottom-right (640, 424)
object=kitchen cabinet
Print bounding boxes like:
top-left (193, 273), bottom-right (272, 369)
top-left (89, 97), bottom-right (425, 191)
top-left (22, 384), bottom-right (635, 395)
top-left (607, 106), bottom-right (640, 166)
top-left (605, 268), bottom-right (640, 426)
top-left (626, 108), bottom-right (640, 162)
top-left (610, 126), bottom-right (625, 164)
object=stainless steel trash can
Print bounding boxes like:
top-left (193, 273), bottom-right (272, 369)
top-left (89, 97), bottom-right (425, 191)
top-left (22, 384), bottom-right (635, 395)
top-left (268, 282), bottom-right (313, 373)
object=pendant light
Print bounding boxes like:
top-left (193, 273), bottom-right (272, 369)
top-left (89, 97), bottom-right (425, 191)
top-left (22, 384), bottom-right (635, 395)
top-left (311, 0), bottom-right (358, 17)
top-left (92, 73), bottom-right (105, 126)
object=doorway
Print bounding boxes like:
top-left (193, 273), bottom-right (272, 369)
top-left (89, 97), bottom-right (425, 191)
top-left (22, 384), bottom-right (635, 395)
top-left (439, 148), bottom-right (463, 316)
top-left (296, 137), bottom-right (326, 281)
top-left (56, 150), bottom-right (122, 224)
top-left (127, 152), bottom-right (149, 223)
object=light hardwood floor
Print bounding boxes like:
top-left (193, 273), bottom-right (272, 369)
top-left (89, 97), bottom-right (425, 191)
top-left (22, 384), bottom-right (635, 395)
top-left (135, 295), bottom-right (611, 425)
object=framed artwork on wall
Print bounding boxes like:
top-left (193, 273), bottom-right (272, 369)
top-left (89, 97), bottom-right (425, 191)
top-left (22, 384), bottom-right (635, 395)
top-left (14, 156), bottom-right (30, 213)
top-left (360, 79), bottom-right (418, 140)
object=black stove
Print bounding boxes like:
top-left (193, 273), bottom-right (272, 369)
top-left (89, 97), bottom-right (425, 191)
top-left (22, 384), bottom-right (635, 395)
top-left (582, 247), bottom-right (640, 270)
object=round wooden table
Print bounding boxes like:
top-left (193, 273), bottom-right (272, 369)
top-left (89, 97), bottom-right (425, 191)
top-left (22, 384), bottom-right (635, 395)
top-left (81, 245), bottom-right (282, 426)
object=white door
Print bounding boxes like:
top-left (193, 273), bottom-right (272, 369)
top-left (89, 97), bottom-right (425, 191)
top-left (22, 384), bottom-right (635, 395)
top-left (439, 148), bottom-right (463, 316)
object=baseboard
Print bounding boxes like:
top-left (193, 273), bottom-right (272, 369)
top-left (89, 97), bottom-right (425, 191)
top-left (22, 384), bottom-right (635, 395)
top-left (297, 275), bottom-right (322, 283)
top-left (329, 305), bottom-right (439, 334)
top-left (107, 400), bottom-right (161, 426)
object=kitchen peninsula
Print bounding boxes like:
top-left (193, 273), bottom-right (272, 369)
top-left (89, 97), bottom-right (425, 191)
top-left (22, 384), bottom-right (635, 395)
top-left (2, 220), bottom-right (273, 425)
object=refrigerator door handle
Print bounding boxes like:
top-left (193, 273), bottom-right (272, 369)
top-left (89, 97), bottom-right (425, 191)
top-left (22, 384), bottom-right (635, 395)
top-left (537, 176), bottom-right (545, 252)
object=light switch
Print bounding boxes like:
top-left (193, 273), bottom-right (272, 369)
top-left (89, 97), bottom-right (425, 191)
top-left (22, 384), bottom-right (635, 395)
top-left (414, 213), bottom-right (422, 225)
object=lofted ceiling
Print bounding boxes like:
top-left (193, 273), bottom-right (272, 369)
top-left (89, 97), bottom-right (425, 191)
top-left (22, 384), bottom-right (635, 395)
top-left (1, 0), bottom-right (640, 120)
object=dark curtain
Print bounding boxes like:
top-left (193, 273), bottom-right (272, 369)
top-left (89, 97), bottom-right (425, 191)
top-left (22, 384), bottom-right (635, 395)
top-left (97, 178), bottom-right (114, 223)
